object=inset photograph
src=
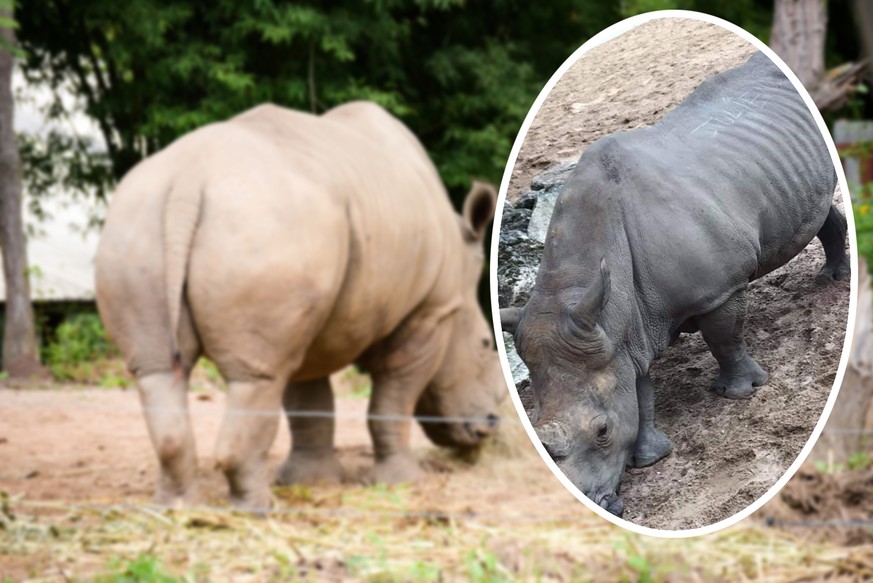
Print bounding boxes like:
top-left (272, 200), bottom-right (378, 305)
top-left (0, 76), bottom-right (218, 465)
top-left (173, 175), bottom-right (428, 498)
top-left (496, 15), bottom-right (852, 531)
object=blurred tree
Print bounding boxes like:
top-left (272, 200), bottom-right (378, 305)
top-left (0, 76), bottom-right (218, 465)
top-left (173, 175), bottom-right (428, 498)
top-left (621, 0), bottom-right (867, 111)
top-left (0, 1), bottom-right (45, 378)
top-left (16, 0), bottom-right (621, 207)
top-left (771, 0), bottom-right (865, 111)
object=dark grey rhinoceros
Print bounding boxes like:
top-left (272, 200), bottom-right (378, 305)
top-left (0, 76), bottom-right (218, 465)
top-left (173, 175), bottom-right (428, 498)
top-left (499, 51), bottom-right (848, 517)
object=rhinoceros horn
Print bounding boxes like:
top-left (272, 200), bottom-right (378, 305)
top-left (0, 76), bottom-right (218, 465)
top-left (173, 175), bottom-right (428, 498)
top-left (567, 258), bottom-right (614, 361)
top-left (534, 420), bottom-right (571, 458)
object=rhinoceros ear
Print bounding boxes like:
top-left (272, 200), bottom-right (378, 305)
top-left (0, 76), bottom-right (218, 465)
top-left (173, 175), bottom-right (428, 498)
top-left (500, 307), bottom-right (523, 335)
top-left (462, 180), bottom-right (497, 241)
top-left (534, 420), bottom-right (571, 458)
top-left (569, 258), bottom-right (611, 329)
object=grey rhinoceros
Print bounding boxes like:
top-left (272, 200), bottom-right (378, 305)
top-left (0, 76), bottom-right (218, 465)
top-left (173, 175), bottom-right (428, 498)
top-left (96, 101), bottom-right (506, 511)
top-left (500, 51), bottom-right (848, 517)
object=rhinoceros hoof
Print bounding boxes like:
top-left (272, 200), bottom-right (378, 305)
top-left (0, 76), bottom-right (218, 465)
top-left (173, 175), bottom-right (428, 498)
top-left (713, 366), bottom-right (768, 400)
top-left (229, 488), bottom-right (274, 515)
top-left (815, 259), bottom-right (851, 285)
top-left (152, 485), bottom-right (198, 508)
top-left (371, 451), bottom-right (422, 484)
top-left (633, 428), bottom-right (672, 468)
top-left (275, 453), bottom-right (345, 486)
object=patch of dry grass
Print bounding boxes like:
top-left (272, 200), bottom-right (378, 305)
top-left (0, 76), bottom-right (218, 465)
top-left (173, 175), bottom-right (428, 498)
top-left (5, 439), bottom-right (873, 583)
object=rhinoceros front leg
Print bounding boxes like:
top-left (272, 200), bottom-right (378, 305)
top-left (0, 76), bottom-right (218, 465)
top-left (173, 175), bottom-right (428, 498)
top-left (213, 377), bottom-right (285, 512)
top-left (138, 371), bottom-right (198, 505)
top-left (363, 318), bottom-right (447, 484)
top-left (275, 377), bottom-right (345, 486)
top-left (367, 372), bottom-right (427, 483)
top-left (632, 374), bottom-right (672, 468)
top-left (697, 287), bottom-right (768, 399)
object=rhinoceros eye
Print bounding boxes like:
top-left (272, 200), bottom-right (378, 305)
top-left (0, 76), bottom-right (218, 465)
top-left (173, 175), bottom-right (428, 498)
top-left (596, 423), bottom-right (609, 445)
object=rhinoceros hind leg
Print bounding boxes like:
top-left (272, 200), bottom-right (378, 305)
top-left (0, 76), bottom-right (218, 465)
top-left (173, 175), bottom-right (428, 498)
top-left (275, 377), bottom-right (345, 486)
top-left (815, 205), bottom-right (850, 284)
top-left (214, 377), bottom-right (286, 513)
top-left (138, 371), bottom-right (199, 506)
top-left (633, 374), bottom-right (672, 468)
top-left (698, 288), bottom-right (768, 400)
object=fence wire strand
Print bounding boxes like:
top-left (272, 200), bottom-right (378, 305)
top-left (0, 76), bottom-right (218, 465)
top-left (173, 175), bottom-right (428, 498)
top-left (0, 397), bottom-right (520, 425)
top-left (3, 396), bottom-right (873, 530)
top-left (6, 498), bottom-right (598, 526)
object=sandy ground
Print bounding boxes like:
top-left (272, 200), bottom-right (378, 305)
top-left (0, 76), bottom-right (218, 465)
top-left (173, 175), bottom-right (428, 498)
top-left (503, 18), bottom-right (850, 529)
top-left (5, 386), bottom-right (872, 582)
top-left (509, 19), bottom-right (757, 203)
top-left (0, 385), bottom-right (545, 505)
top-left (0, 383), bottom-right (578, 518)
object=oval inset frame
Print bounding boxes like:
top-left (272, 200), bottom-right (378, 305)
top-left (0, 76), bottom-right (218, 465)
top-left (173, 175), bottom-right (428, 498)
top-left (489, 9), bottom-right (858, 539)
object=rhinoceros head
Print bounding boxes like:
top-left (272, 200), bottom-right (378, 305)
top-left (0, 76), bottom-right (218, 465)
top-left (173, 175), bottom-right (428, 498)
top-left (501, 260), bottom-right (637, 517)
top-left (415, 181), bottom-right (507, 449)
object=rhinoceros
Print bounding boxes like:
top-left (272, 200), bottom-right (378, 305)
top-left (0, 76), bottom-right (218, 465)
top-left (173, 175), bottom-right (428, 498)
top-left (499, 51), bottom-right (847, 517)
top-left (96, 101), bottom-right (506, 510)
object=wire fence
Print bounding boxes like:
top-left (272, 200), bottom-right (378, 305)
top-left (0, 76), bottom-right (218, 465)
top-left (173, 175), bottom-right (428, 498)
top-left (0, 397), bottom-right (519, 425)
top-left (5, 498), bottom-right (599, 526)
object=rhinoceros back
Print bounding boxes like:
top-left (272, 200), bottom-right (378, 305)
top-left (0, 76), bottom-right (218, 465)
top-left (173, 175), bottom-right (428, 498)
top-left (600, 52), bottom-right (836, 310)
top-left (655, 51), bottom-right (834, 277)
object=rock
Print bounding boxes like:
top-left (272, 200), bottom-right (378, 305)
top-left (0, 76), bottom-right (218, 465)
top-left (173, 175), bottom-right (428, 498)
top-left (497, 231), bottom-right (541, 308)
top-left (503, 333), bottom-right (530, 387)
top-left (515, 191), bottom-right (539, 210)
top-left (527, 160), bottom-right (576, 244)
top-left (500, 204), bottom-right (532, 234)
top-left (527, 191), bottom-right (559, 244)
top-left (498, 160), bottom-right (577, 385)
top-left (530, 160), bottom-right (576, 191)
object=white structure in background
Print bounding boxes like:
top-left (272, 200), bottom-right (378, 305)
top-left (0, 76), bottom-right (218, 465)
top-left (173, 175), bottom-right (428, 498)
top-left (0, 69), bottom-right (106, 302)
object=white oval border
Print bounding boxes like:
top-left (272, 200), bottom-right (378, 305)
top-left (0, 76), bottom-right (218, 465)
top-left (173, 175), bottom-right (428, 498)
top-left (489, 9), bottom-right (859, 539)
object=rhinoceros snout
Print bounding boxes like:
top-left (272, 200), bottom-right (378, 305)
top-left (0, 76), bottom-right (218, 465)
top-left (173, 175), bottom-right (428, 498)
top-left (595, 491), bottom-right (624, 517)
top-left (464, 414), bottom-right (499, 439)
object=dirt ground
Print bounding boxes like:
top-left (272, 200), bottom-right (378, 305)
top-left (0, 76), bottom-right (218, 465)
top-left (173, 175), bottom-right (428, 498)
top-left (504, 18), bottom-right (850, 529)
top-left (5, 385), bottom-right (872, 581)
top-left (509, 19), bottom-right (757, 203)
top-left (0, 382), bottom-right (570, 512)
top-left (762, 464), bottom-right (873, 546)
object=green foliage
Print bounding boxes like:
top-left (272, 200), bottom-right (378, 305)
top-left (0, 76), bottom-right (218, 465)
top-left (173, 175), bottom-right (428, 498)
top-left (406, 560), bottom-right (441, 581)
top-left (16, 0), bottom-right (622, 207)
top-left (43, 313), bottom-right (113, 366)
top-left (853, 187), bottom-right (873, 268)
top-left (814, 451), bottom-right (873, 474)
top-left (465, 548), bottom-right (509, 583)
top-left (342, 364), bottom-right (372, 399)
top-left (40, 313), bottom-right (127, 384)
top-left (98, 554), bottom-right (184, 583)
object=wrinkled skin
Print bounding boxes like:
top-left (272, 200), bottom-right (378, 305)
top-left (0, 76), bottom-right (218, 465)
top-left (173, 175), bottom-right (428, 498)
top-left (500, 52), bottom-right (847, 517)
top-left (96, 101), bottom-right (506, 511)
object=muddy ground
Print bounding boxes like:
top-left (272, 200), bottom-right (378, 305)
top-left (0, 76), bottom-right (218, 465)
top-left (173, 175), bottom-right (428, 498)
top-left (503, 18), bottom-right (850, 529)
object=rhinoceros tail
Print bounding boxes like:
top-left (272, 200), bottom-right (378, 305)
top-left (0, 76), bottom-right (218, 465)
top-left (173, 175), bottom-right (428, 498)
top-left (163, 178), bottom-right (203, 369)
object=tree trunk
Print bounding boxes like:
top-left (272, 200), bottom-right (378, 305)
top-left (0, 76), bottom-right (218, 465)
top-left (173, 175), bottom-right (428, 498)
top-left (812, 258), bottom-right (873, 463)
top-left (0, 7), bottom-right (43, 379)
top-left (770, 0), bottom-right (827, 89)
top-left (770, 0), bottom-right (864, 111)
